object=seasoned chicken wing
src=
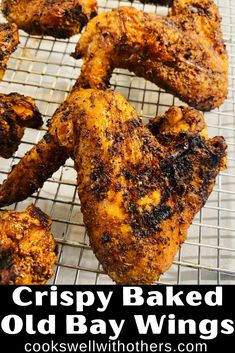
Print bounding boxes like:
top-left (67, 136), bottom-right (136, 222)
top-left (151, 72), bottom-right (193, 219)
top-left (2, 0), bottom-right (97, 38)
top-left (0, 89), bottom-right (227, 284)
top-left (0, 22), bottom-right (19, 80)
top-left (0, 204), bottom-right (57, 284)
top-left (73, 0), bottom-right (228, 111)
top-left (0, 93), bottom-right (43, 158)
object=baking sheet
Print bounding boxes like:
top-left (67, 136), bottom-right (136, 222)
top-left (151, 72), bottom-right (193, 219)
top-left (0, 0), bottom-right (234, 284)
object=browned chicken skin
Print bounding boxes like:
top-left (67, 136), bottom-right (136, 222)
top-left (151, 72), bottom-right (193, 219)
top-left (2, 0), bottom-right (97, 38)
top-left (73, 0), bottom-right (228, 111)
top-left (0, 204), bottom-right (57, 284)
top-left (0, 93), bottom-right (43, 158)
top-left (0, 22), bottom-right (19, 80)
top-left (0, 89), bottom-right (227, 284)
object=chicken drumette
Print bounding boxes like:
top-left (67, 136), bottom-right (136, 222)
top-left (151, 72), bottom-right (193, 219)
top-left (2, 0), bottom-right (97, 38)
top-left (0, 93), bottom-right (43, 158)
top-left (0, 89), bottom-right (226, 284)
top-left (0, 22), bottom-right (19, 80)
top-left (0, 204), bottom-right (57, 284)
top-left (73, 0), bottom-right (228, 111)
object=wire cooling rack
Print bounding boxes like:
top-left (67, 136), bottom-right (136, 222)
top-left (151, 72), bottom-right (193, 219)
top-left (0, 0), bottom-right (234, 285)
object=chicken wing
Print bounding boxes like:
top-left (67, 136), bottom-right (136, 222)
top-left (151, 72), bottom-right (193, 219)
top-left (0, 204), bottom-right (57, 284)
top-left (0, 89), bottom-right (226, 284)
top-left (2, 0), bottom-right (97, 38)
top-left (0, 93), bottom-right (43, 158)
top-left (0, 22), bottom-right (19, 80)
top-left (73, 0), bottom-right (228, 111)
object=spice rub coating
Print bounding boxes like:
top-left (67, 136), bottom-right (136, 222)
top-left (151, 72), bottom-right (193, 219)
top-left (0, 89), bottom-right (227, 283)
top-left (2, 0), bottom-right (97, 38)
top-left (0, 22), bottom-right (19, 80)
top-left (0, 204), bottom-right (57, 284)
top-left (73, 0), bottom-right (228, 111)
top-left (0, 93), bottom-right (43, 158)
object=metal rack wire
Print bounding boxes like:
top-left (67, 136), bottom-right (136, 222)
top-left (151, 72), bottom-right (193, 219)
top-left (0, 0), bottom-right (234, 284)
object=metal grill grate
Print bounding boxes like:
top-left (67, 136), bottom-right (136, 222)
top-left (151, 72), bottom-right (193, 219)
top-left (0, 0), bottom-right (234, 285)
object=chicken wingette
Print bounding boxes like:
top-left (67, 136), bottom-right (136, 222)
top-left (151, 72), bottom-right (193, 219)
top-left (0, 204), bottom-right (57, 284)
top-left (73, 0), bottom-right (228, 111)
top-left (0, 93), bottom-right (43, 158)
top-left (2, 0), bottom-right (97, 38)
top-left (0, 89), bottom-right (226, 284)
top-left (0, 22), bottom-right (19, 80)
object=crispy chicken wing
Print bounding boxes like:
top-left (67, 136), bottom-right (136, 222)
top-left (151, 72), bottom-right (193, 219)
top-left (0, 22), bottom-right (19, 80)
top-left (0, 93), bottom-right (43, 158)
top-left (0, 89), bottom-right (227, 284)
top-left (2, 0), bottom-right (97, 38)
top-left (0, 204), bottom-right (57, 284)
top-left (73, 0), bottom-right (228, 111)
